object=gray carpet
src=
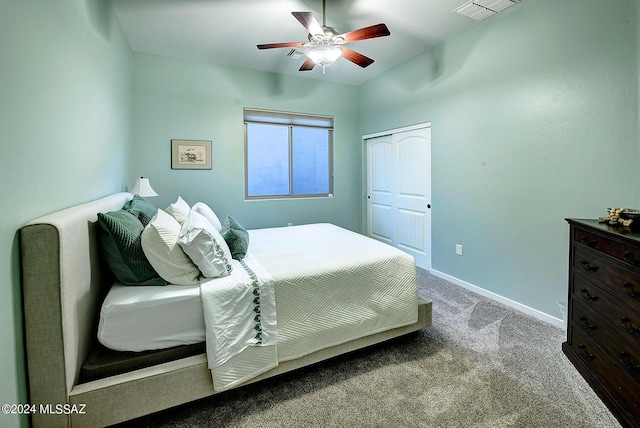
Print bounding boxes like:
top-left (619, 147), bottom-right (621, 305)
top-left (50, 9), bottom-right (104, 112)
top-left (115, 269), bottom-right (621, 428)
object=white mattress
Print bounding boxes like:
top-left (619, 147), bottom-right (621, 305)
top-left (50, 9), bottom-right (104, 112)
top-left (97, 283), bottom-right (204, 351)
top-left (98, 223), bottom-right (418, 356)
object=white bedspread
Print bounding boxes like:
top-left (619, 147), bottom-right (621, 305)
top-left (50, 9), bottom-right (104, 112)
top-left (98, 223), bottom-right (418, 391)
top-left (200, 256), bottom-right (278, 391)
top-left (249, 223), bottom-right (418, 362)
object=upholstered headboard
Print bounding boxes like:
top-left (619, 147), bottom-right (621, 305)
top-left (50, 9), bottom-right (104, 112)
top-left (20, 192), bottom-right (132, 427)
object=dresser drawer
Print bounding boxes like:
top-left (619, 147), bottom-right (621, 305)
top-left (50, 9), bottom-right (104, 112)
top-left (574, 226), bottom-right (640, 269)
top-left (568, 326), bottom-right (640, 422)
top-left (572, 274), bottom-right (640, 344)
top-left (572, 299), bottom-right (640, 384)
top-left (573, 245), bottom-right (640, 306)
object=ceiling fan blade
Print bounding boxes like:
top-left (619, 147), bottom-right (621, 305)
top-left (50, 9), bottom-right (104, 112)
top-left (257, 41), bottom-right (305, 50)
top-left (299, 58), bottom-right (316, 71)
top-left (292, 12), bottom-right (324, 36)
top-left (341, 47), bottom-right (375, 68)
top-left (338, 23), bottom-right (390, 43)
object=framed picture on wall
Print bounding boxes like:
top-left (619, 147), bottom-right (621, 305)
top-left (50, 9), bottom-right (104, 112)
top-left (171, 139), bottom-right (212, 170)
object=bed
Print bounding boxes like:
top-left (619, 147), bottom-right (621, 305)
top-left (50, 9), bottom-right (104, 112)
top-left (20, 192), bottom-right (432, 428)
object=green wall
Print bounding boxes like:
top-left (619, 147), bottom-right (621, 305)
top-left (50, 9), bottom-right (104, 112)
top-left (0, 1), bottom-right (132, 427)
top-left (131, 53), bottom-right (361, 231)
top-left (358, 0), bottom-right (640, 318)
top-left (3, 1), bottom-right (640, 427)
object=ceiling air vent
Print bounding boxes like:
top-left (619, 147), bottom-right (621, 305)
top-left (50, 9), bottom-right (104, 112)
top-left (455, 0), bottom-right (520, 21)
top-left (287, 49), bottom-right (304, 60)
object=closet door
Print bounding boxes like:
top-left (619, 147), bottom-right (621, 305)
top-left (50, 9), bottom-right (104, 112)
top-left (366, 135), bottom-right (394, 245)
top-left (366, 126), bottom-right (431, 269)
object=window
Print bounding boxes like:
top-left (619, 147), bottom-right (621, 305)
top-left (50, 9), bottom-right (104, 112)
top-left (244, 108), bottom-right (334, 199)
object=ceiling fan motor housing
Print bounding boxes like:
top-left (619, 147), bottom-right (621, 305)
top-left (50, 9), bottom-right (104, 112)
top-left (307, 26), bottom-right (344, 46)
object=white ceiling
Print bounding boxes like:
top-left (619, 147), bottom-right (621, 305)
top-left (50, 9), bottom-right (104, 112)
top-left (110, 0), bottom-right (508, 86)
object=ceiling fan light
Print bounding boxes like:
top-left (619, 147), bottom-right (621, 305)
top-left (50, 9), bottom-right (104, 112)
top-left (305, 45), bottom-right (342, 66)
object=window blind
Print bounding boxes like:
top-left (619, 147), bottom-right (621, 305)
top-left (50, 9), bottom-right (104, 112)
top-left (244, 108), bottom-right (334, 129)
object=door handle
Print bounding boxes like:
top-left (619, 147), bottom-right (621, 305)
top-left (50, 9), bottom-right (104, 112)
top-left (427, 204), bottom-right (431, 209)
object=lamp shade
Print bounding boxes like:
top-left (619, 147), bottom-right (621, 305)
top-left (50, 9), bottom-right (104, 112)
top-left (130, 177), bottom-right (158, 197)
top-left (305, 45), bottom-right (342, 66)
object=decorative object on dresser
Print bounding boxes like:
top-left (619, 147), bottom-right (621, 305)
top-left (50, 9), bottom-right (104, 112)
top-left (599, 208), bottom-right (640, 229)
top-left (564, 218), bottom-right (640, 428)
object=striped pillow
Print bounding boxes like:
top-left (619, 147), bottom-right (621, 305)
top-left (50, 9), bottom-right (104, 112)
top-left (123, 194), bottom-right (157, 226)
top-left (97, 210), bottom-right (166, 286)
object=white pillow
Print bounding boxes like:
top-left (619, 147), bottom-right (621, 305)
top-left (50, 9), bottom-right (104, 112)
top-left (178, 210), bottom-right (233, 278)
top-left (165, 196), bottom-right (190, 224)
top-left (141, 209), bottom-right (201, 285)
top-left (192, 202), bottom-right (222, 232)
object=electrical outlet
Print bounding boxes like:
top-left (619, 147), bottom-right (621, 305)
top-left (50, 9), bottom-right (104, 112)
top-left (287, 222), bottom-right (293, 227)
top-left (456, 244), bottom-right (463, 256)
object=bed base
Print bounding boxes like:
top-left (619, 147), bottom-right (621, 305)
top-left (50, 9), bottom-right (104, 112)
top-left (71, 299), bottom-right (430, 427)
top-left (20, 192), bottom-right (432, 428)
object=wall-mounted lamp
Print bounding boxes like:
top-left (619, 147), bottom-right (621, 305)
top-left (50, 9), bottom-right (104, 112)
top-left (130, 177), bottom-right (158, 197)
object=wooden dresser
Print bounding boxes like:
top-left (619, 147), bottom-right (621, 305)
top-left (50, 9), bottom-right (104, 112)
top-left (564, 219), bottom-right (640, 428)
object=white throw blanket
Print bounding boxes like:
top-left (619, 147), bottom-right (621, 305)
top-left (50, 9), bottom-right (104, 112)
top-left (200, 255), bottom-right (277, 391)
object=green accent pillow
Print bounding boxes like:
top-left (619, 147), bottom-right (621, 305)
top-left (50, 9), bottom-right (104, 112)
top-left (97, 210), bottom-right (167, 286)
top-left (221, 216), bottom-right (249, 260)
top-left (123, 194), bottom-right (157, 226)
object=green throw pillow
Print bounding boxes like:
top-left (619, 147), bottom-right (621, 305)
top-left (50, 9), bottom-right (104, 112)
top-left (97, 210), bottom-right (167, 286)
top-left (123, 194), bottom-right (157, 226)
top-left (221, 216), bottom-right (249, 260)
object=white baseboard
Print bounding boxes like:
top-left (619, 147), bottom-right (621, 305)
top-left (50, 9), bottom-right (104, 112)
top-left (429, 269), bottom-right (566, 329)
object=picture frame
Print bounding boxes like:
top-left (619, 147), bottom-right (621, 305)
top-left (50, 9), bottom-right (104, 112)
top-left (171, 139), bottom-right (212, 170)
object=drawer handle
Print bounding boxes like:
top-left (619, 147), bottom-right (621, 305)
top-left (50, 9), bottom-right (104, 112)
top-left (618, 351), bottom-right (640, 371)
top-left (622, 281), bottom-right (639, 299)
top-left (580, 235), bottom-right (597, 247)
top-left (578, 344), bottom-right (594, 360)
top-left (621, 316), bottom-right (639, 335)
top-left (622, 251), bottom-right (640, 267)
top-left (578, 317), bottom-right (596, 330)
top-left (580, 261), bottom-right (599, 272)
top-left (579, 288), bottom-right (598, 301)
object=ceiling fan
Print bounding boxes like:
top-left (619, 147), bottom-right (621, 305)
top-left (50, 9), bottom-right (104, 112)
top-left (257, 0), bottom-right (390, 74)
